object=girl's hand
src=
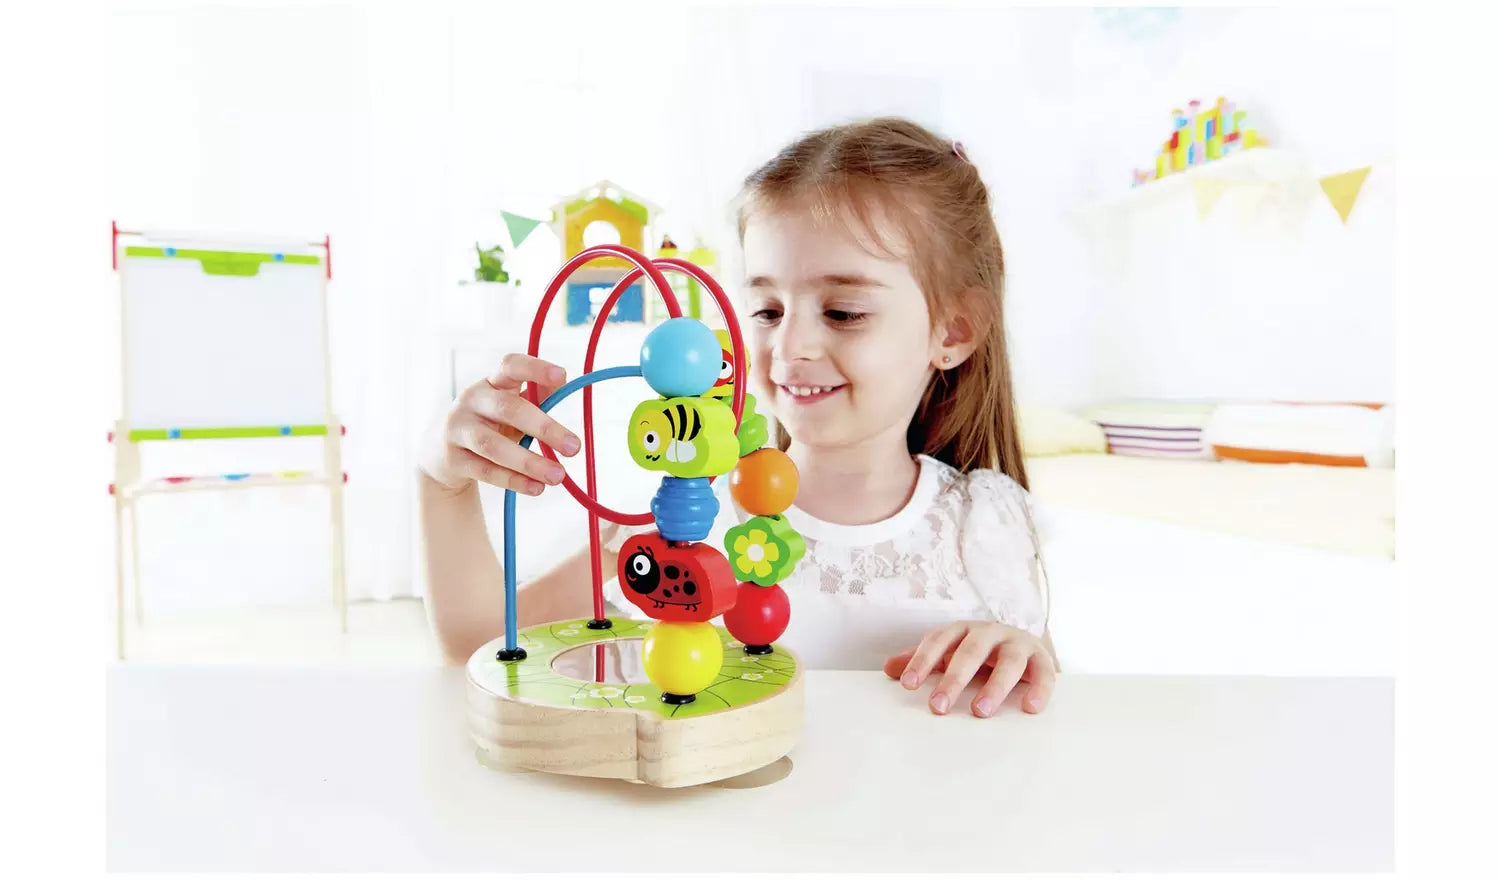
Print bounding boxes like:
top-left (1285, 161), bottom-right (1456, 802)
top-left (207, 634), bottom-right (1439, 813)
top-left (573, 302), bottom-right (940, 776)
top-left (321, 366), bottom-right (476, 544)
top-left (883, 621), bottom-right (1056, 718)
top-left (418, 354), bottom-right (583, 496)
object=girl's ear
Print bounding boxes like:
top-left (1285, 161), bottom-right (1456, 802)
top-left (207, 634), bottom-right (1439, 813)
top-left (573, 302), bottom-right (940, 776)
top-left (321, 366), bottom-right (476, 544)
top-left (931, 299), bottom-right (982, 370)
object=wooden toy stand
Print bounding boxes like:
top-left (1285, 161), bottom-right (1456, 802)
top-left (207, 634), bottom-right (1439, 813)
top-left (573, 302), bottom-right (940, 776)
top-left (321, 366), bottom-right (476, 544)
top-left (466, 244), bottom-right (804, 788)
top-left (468, 620), bottom-right (802, 788)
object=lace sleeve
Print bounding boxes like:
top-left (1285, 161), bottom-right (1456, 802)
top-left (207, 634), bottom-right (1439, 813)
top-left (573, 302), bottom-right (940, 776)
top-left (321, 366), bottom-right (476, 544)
top-left (958, 470), bottom-right (1051, 637)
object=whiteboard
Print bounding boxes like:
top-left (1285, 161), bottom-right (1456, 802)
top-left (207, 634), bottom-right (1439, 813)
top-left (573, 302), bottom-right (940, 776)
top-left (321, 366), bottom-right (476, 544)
top-left (120, 246), bottom-right (330, 431)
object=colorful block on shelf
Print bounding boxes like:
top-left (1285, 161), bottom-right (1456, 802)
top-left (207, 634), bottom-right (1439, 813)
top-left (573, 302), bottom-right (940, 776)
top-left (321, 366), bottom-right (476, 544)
top-left (1131, 96), bottom-right (1268, 185)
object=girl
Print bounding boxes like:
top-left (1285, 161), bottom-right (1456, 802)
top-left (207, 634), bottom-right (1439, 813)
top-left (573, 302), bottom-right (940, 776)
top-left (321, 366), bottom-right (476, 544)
top-left (420, 118), bottom-right (1056, 718)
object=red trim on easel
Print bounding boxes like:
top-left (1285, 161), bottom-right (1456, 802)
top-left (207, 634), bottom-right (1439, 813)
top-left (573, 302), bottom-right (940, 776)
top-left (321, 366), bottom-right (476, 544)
top-left (324, 234), bottom-right (332, 280)
top-left (111, 220), bottom-right (118, 271)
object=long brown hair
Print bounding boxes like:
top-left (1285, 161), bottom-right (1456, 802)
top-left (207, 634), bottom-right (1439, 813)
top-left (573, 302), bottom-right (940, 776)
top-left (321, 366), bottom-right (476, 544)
top-left (737, 117), bottom-right (1028, 489)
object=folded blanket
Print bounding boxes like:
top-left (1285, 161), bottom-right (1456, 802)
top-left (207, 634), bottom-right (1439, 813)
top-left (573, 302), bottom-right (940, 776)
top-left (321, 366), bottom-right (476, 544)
top-left (1203, 403), bottom-right (1394, 467)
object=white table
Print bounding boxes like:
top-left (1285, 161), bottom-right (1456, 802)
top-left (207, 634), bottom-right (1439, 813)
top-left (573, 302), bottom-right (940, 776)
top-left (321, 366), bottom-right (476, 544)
top-left (107, 665), bottom-right (1392, 872)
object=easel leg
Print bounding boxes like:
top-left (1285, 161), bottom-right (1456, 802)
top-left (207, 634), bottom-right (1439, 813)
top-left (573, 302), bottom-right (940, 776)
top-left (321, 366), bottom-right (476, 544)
top-left (332, 483), bottom-right (347, 633)
top-left (130, 500), bottom-right (144, 629)
top-left (114, 497), bottom-right (126, 661)
top-left (327, 432), bottom-right (348, 634)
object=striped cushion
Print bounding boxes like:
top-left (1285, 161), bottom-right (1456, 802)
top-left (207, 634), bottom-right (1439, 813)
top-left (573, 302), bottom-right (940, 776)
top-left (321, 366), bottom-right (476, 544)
top-left (1097, 423), bottom-right (1209, 458)
top-left (1083, 402), bottom-right (1216, 460)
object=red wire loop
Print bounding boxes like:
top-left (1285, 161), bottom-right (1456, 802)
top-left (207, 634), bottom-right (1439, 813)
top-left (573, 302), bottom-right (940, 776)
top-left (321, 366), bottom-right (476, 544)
top-left (522, 245), bottom-right (748, 622)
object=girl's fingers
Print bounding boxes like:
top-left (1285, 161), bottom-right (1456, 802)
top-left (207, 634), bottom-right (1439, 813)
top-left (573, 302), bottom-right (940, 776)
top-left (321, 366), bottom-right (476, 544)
top-left (450, 447), bottom-right (545, 496)
top-left (883, 650), bottom-right (915, 680)
top-left (972, 642), bottom-right (1034, 718)
top-left (899, 624), bottom-right (967, 690)
top-left (455, 419), bottom-right (567, 487)
top-left (929, 634), bottom-right (997, 715)
top-left (464, 383), bottom-right (581, 456)
top-left (1021, 654), bottom-right (1057, 714)
top-left (886, 646), bottom-right (958, 681)
top-left (488, 354), bottom-right (566, 393)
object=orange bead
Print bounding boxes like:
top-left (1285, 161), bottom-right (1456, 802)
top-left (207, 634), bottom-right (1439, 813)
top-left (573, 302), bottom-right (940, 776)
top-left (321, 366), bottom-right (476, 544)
top-left (729, 448), bottom-right (799, 516)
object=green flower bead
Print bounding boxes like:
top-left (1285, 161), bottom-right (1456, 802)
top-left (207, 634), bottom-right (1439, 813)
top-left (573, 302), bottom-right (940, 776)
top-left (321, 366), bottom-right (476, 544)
top-left (724, 514), bottom-right (806, 586)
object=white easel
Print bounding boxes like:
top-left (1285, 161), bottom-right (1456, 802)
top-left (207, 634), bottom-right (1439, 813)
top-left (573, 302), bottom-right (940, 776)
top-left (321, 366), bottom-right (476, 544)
top-left (110, 222), bottom-right (347, 659)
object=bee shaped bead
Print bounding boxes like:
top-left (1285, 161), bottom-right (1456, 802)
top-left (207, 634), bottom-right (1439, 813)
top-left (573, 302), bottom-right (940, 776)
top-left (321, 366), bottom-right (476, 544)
top-left (628, 397), bottom-right (739, 478)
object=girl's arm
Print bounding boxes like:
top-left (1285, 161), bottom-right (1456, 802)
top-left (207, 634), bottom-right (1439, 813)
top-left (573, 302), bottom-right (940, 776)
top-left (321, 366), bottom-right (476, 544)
top-left (419, 473), bottom-right (621, 663)
top-left (417, 354), bottom-right (600, 664)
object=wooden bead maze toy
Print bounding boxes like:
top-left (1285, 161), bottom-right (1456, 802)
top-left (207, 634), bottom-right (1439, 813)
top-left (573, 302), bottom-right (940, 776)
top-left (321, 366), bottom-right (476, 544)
top-left (467, 244), bottom-right (807, 788)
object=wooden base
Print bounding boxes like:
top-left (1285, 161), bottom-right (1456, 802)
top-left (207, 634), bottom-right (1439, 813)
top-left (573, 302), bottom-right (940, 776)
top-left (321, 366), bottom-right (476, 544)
top-left (467, 618), bottom-right (803, 788)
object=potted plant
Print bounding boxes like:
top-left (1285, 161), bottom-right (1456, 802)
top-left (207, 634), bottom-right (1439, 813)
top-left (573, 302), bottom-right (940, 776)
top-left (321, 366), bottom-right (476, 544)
top-left (473, 242), bottom-right (519, 285)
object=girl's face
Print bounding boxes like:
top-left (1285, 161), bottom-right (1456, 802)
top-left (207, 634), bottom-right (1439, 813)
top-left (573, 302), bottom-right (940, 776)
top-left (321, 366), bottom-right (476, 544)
top-left (741, 205), bottom-right (940, 453)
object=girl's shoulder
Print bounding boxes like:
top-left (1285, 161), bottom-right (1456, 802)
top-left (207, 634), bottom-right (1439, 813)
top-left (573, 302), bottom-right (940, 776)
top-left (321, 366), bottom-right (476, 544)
top-left (920, 455), bottom-right (1033, 516)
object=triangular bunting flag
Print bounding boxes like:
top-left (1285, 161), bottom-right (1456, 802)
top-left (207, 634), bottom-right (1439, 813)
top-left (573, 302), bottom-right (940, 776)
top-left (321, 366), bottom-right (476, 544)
top-left (1318, 167), bottom-right (1371, 224)
top-left (501, 211), bottom-right (544, 248)
top-left (1189, 176), bottom-right (1231, 221)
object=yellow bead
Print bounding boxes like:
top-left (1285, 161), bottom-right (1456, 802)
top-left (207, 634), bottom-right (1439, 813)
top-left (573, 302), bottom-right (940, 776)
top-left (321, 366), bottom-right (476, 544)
top-left (641, 621), bottom-right (723, 696)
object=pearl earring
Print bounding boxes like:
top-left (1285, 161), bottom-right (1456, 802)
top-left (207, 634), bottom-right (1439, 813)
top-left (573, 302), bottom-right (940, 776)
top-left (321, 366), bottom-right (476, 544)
top-left (942, 355), bottom-right (952, 366)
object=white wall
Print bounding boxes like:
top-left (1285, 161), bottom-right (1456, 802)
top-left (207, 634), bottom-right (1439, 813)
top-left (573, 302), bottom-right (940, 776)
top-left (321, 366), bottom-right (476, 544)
top-left (445, 5), bottom-right (1107, 408)
top-left (1069, 7), bottom-right (1396, 403)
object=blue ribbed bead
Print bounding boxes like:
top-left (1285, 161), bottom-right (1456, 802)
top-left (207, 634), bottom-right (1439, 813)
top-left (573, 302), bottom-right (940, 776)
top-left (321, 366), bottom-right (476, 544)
top-left (651, 477), bottom-right (718, 543)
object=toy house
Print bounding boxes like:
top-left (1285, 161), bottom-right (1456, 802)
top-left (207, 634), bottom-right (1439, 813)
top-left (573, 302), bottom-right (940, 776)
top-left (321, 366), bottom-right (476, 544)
top-left (550, 181), bottom-right (661, 325)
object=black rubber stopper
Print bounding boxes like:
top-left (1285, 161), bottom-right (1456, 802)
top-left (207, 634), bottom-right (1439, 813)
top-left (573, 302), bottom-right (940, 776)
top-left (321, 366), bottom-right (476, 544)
top-left (586, 618), bottom-right (613, 630)
top-left (743, 644), bottom-right (774, 655)
top-left (496, 647), bottom-right (528, 662)
top-left (660, 692), bottom-right (696, 705)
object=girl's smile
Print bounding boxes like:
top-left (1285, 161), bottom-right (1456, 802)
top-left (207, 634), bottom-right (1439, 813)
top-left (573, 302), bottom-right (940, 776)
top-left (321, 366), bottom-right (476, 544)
top-left (777, 383), bottom-right (847, 404)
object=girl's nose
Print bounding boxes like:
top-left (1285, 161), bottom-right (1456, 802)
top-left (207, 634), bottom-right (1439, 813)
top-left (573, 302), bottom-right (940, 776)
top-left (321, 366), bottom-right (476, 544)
top-left (775, 309), bottom-right (824, 362)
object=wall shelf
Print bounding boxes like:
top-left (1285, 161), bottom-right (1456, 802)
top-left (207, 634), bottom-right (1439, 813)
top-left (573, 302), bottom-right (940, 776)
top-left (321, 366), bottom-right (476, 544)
top-left (1074, 148), bottom-right (1313, 218)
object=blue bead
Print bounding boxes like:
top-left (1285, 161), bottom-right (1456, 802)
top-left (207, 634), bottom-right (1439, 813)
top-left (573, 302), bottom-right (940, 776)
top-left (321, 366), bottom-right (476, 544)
top-left (640, 318), bottom-right (721, 398)
top-left (651, 477), bottom-right (719, 543)
top-left (279, 426), bottom-right (291, 436)
top-left (273, 253), bottom-right (284, 262)
top-left (165, 247), bottom-right (176, 256)
top-left (168, 428), bottom-right (180, 439)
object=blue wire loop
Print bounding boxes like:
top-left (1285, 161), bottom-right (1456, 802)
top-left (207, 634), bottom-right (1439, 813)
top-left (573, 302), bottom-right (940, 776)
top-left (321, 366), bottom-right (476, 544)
top-left (502, 365), bottom-right (643, 658)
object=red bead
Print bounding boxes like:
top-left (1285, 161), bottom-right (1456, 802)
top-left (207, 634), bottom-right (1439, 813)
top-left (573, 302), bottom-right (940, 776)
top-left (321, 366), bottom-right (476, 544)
top-left (723, 582), bottom-right (790, 647)
top-left (618, 532), bottom-right (737, 623)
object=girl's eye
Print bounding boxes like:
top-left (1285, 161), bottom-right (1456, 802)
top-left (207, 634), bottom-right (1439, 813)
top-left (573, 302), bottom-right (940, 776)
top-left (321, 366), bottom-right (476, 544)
top-left (750, 308), bottom-right (782, 323)
top-left (825, 309), bottom-right (867, 325)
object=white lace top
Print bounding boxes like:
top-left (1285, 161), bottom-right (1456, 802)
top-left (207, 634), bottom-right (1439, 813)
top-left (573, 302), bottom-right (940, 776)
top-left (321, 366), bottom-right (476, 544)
top-left (602, 454), bottom-right (1050, 670)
